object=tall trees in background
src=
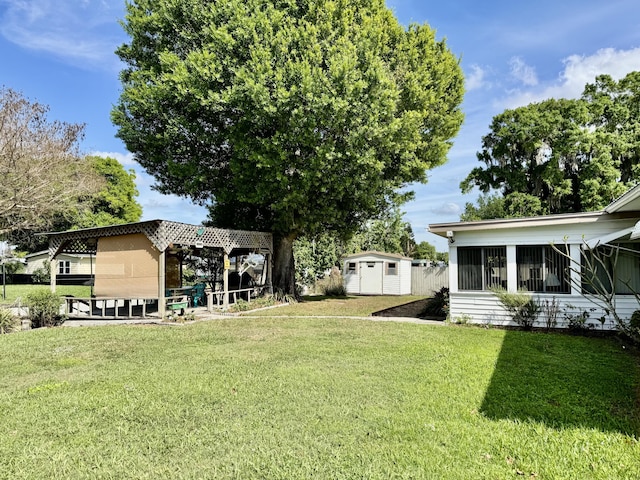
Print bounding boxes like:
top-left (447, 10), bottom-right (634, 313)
top-left (461, 72), bottom-right (640, 219)
top-left (6, 155), bottom-right (143, 252)
top-left (0, 87), bottom-right (101, 240)
top-left (112, 0), bottom-right (464, 295)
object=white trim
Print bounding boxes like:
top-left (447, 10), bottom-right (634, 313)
top-left (583, 226), bottom-right (634, 249)
top-left (605, 184), bottom-right (640, 213)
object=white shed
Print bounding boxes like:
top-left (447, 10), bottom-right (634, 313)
top-left (343, 251), bottom-right (412, 295)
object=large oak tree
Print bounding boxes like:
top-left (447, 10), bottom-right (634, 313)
top-left (112, 0), bottom-right (464, 294)
top-left (461, 72), bottom-right (640, 219)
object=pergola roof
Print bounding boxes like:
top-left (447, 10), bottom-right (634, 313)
top-left (45, 220), bottom-right (273, 258)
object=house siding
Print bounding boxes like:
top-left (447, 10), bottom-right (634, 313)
top-left (446, 215), bottom-right (640, 330)
top-left (25, 253), bottom-right (93, 275)
top-left (449, 292), bottom-right (639, 330)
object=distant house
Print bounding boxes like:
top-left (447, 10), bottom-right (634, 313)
top-left (24, 251), bottom-right (94, 276)
top-left (343, 251), bottom-right (412, 295)
top-left (428, 184), bottom-right (640, 329)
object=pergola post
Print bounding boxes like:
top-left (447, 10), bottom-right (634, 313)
top-left (158, 249), bottom-right (166, 315)
top-left (50, 258), bottom-right (57, 293)
top-left (223, 252), bottom-right (230, 309)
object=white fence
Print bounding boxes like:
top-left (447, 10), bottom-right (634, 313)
top-left (411, 266), bottom-right (449, 296)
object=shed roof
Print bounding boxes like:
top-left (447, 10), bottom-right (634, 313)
top-left (343, 251), bottom-right (412, 261)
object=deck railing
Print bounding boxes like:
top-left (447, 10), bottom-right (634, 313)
top-left (64, 297), bottom-right (159, 319)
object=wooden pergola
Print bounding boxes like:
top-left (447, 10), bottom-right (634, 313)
top-left (45, 220), bottom-right (273, 315)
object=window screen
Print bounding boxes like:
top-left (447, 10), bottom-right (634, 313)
top-left (458, 247), bottom-right (506, 291)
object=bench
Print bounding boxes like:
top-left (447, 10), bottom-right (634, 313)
top-left (166, 295), bottom-right (188, 315)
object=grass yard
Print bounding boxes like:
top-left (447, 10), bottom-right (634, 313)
top-left (1, 318), bottom-right (639, 479)
top-left (0, 284), bottom-right (91, 305)
top-left (245, 294), bottom-right (425, 317)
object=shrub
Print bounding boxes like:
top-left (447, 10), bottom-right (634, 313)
top-left (420, 287), bottom-right (449, 318)
top-left (25, 290), bottom-right (65, 328)
top-left (628, 310), bottom-right (640, 343)
top-left (31, 262), bottom-right (51, 284)
top-left (226, 294), bottom-right (282, 313)
top-left (541, 297), bottom-right (560, 331)
top-left (492, 288), bottom-right (540, 330)
top-left (0, 307), bottom-right (17, 334)
top-left (562, 305), bottom-right (597, 332)
top-left (317, 267), bottom-right (346, 297)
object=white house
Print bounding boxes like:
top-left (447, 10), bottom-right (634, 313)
top-left (25, 251), bottom-right (94, 276)
top-left (343, 251), bottom-right (412, 295)
top-left (428, 185), bottom-right (640, 330)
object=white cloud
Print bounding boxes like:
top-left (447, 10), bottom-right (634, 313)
top-left (431, 202), bottom-right (461, 216)
top-left (466, 65), bottom-right (488, 91)
top-left (509, 56), bottom-right (538, 86)
top-left (502, 47), bottom-right (640, 108)
top-left (0, 0), bottom-right (124, 70)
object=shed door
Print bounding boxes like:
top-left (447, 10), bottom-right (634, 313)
top-left (360, 261), bottom-right (383, 294)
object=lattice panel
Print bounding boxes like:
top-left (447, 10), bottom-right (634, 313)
top-left (48, 220), bottom-right (272, 259)
top-left (159, 221), bottom-right (273, 254)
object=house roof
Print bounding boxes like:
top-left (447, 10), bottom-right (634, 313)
top-left (25, 250), bottom-right (89, 260)
top-left (343, 251), bottom-right (412, 261)
top-left (605, 183), bottom-right (640, 213)
top-left (428, 211), bottom-right (605, 237)
top-left (429, 184), bottom-right (640, 238)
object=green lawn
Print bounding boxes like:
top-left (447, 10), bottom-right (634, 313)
top-left (1, 317), bottom-right (638, 479)
top-left (0, 284), bottom-right (91, 305)
top-left (245, 294), bottom-right (425, 317)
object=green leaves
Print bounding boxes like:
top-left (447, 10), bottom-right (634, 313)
top-left (463, 72), bottom-right (640, 218)
top-left (113, 0), bottom-right (464, 239)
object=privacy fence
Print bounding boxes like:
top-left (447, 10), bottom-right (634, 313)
top-left (411, 265), bottom-right (449, 296)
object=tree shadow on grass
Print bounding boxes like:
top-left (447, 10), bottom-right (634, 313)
top-left (301, 295), bottom-right (354, 302)
top-left (480, 330), bottom-right (640, 436)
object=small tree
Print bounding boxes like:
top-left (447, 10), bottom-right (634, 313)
top-left (552, 241), bottom-right (640, 342)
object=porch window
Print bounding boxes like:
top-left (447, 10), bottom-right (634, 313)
top-left (516, 245), bottom-right (570, 293)
top-left (458, 247), bottom-right (506, 291)
top-left (582, 243), bottom-right (640, 295)
top-left (58, 260), bottom-right (71, 275)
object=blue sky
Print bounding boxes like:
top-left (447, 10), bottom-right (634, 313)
top-left (1, 1), bottom-right (639, 251)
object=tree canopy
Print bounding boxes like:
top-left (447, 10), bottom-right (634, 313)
top-left (71, 155), bottom-right (142, 229)
top-left (113, 0), bottom-right (464, 294)
top-left (7, 155), bottom-right (143, 252)
top-left (0, 87), bottom-right (100, 239)
top-left (461, 72), bottom-right (640, 219)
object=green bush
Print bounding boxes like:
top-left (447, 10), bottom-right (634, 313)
top-left (0, 307), bottom-right (17, 334)
top-left (31, 262), bottom-right (51, 284)
top-left (25, 290), bottom-right (65, 328)
top-left (492, 288), bottom-right (540, 330)
top-left (420, 287), bottom-right (449, 318)
top-left (562, 306), bottom-right (597, 332)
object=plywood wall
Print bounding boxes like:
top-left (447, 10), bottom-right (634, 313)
top-left (94, 233), bottom-right (159, 298)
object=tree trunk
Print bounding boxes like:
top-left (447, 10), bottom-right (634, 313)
top-left (272, 233), bottom-right (298, 298)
